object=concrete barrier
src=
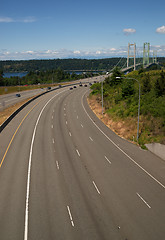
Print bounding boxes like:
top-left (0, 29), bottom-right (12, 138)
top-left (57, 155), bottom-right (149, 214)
top-left (145, 143), bottom-right (165, 161)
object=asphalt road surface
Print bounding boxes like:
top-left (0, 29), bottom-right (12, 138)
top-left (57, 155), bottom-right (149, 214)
top-left (0, 76), bottom-right (101, 111)
top-left (0, 84), bottom-right (165, 240)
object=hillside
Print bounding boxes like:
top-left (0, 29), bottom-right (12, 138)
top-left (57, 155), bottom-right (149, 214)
top-left (89, 68), bottom-right (165, 147)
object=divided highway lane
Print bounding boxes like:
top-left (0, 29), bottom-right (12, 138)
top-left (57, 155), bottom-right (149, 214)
top-left (62, 87), bottom-right (165, 240)
top-left (0, 88), bottom-right (46, 110)
top-left (0, 87), bottom-right (69, 240)
top-left (0, 84), bottom-right (165, 239)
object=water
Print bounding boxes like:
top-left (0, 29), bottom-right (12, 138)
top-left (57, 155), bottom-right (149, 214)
top-left (3, 72), bottom-right (28, 78)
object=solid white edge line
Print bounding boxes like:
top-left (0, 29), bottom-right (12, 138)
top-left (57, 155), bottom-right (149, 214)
top-left (81, 91), bottom-right (165, 190)
top-left (67, 206), bottom-right (75, 227)
top-left (93, 181), bottom-right (101, 194)
top-left (136, 193), bottom-right (151, 209)
top-left (24, 89), bottom-right (67, 240)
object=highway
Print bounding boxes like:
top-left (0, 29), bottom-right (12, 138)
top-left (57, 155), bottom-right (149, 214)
top-left (0, 88), bottom-right (45, 110)
top-left (0, 76), bottom-right (100, 111)
top-left (0, 84), bottom-right (165, 240)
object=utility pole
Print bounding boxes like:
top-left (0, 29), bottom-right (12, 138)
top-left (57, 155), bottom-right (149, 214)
top-left (127, 43), bottom-right (136, 70)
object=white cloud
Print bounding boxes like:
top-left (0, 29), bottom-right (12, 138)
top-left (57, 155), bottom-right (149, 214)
top-left (123, 28), bottom-right (136, 35)
top-left (0, 16), bottom-right (36, 23)
top-left (109, 48), bottom-right (116, 51)
top-left (156, 26), bottom-right (165, 34)
top-left (0, 17), bottom-right (14, 23)
top-left (73, 50), bottom-right (81, 54)
top-left (1, 45), bottom-right (165, 60)
top-left (22, 16), bottom-right (37, 23)
top-left (96, 51), bottom-right (101, 54)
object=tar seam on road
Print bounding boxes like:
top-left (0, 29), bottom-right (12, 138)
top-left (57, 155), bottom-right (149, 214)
top-left (81, 90), bottom-right (165, 190)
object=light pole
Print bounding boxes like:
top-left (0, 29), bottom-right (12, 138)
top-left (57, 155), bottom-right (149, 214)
top-left (116, 76), bottom-right (141, 142)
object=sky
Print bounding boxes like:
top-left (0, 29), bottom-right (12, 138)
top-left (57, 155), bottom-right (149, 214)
top-left (1, 0), bottom-right (165, 60)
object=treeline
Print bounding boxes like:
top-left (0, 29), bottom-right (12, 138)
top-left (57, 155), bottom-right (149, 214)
top-left (90, 67), bottom-right (165, 145)
top-left (1, 57), bottom-right (165, 73)
top-left (0, 68), bottom-right (95, 86)
top-left (0, 58), bottom-right (129, 72)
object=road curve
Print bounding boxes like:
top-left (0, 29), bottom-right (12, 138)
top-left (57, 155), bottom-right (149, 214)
top-left (0, 85), bottom-right (165, 240)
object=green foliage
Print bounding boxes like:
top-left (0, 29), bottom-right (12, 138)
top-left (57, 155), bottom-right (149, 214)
top-left (0, 68), bottom-right (87, 87)
top-left (154, 70), bottom-right (165, 97)
top-left (109, 67), bottom-right (123, 86)
top-left (121, 79), bottom-right (135, 98)
top-left (141, 73), bottom-right (151, 94)
top-left (91, 69), bottom-right (165, 145)
top-left (0, 69), bottom-right (4, 86)
top-left (90, 82), bottom-right (101, 95)
top-left (0, 58), bottom-right (128, 72)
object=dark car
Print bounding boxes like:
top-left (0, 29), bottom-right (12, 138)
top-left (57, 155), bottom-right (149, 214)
top-left (84, 84), bottom-right (88, 87)
top-left (16, 93), bottom-right (21, 97)
top-left (74, 86), bottom-right (77, 88)
top-left (70, 87), bottom-right (73, 90)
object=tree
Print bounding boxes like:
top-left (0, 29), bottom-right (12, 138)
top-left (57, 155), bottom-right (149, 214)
top-left (106, 67), bottom-right (123, 86)
top-left (0, 70), bottom-right (4, 86)
top-left (142, 73), bottom-right (151, 94)
top-left (121, 79), bottom-right (135, 98)
top-left (154, 70), bottom-right (165, 97)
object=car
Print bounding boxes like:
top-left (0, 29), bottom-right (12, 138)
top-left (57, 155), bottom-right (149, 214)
top-left (84, 84), bottom-right (88, 87)
top-left (74, 86), bottom-right (77, 88)
top-left (58, 85), bottom-right (62, 88)
top-left (47, 87), bottom-right (51, 90)
top-left (16, 93), bottom-right (21, 97)
top-left (79, 84), bottom-right (82, 86)
top-left (70, 87), bottom-right (73, 90)
top-left (94, 81), bottom-right (96, 83)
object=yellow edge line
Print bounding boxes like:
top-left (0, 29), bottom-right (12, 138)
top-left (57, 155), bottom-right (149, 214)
top-left (0, 101), bottom-right (41, 168)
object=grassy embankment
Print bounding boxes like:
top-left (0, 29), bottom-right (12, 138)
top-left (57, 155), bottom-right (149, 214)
top-left (89, 69), bottom-right (165, 148)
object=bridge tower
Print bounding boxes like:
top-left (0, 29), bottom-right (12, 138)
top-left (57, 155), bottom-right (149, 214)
top-left (127, 43), bottom-right (136, 70)
top-left (153, 50), bottom-right (157, 64)
top-left (143, 42), bottom-right (150, 66)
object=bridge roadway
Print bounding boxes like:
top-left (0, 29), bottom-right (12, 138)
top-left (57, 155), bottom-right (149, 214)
top-left (0, 85), bottom-right (165, 239)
